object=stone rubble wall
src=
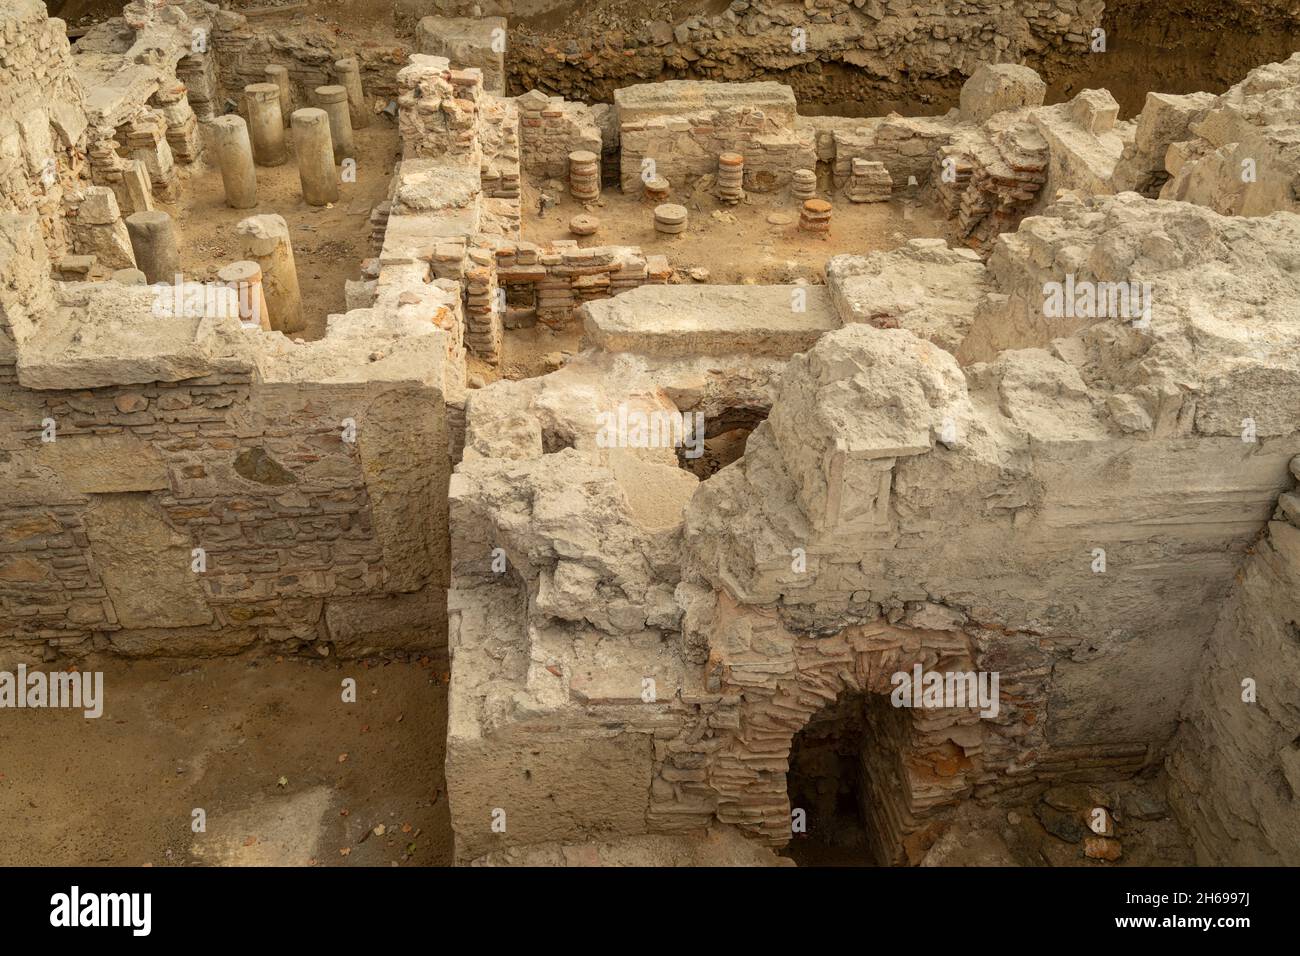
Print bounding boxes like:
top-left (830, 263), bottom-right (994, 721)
top-left (0, 0), bottom-right (89, 265)
top-left (1165, 465), bottom-right (1300, 865)
top-left (515, 90), bottom-right (602, 179)
top-left (421, 0), bottom-right (1105, 109)
top-left (445, 188), bottom-right (1300, 860)
top-left (826, 113), bottom-right (957, 190)
top-left (210, 8), bottom-right (406, 119)
top-left (1157, 52), bottom-right (1300, 217)
top-left (619, 104), bottom-right (817, 194)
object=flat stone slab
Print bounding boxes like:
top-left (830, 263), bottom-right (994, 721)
top-left (17, 283), bottom-right (254, 390)
top-left (614, 80), bottom-right (797, 127)
top-left (580, 284), bottom-right (838, 358)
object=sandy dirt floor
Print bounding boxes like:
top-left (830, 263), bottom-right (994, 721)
top-left (0, 656), bottom-right (452, 866)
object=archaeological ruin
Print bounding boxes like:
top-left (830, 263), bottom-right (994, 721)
top-left (0, 0), bottom-right (1298, 872)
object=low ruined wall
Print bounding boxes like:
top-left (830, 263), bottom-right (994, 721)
top-left (211, 9), bottom-right (409, 117)
top-left (516, 90), bottom-right (602, 179)
top-left (619, 106), bottom-right (816, 194)
top-left (0, 213), bottom-right (451, 664)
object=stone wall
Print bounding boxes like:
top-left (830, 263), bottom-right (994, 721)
top-left (210, 6), bottom-right (406, 115)
top-left (615, 80), bottom-right (813, 193)
top-left (0, 0), bottom-right (88, 264)
top-left (0, 212), bottom-right (453, 664)
top-left (515, 90), bottom-right (602, 179)
top-left (445, 189), bottom-right (1300, 862)
top-left (1159, 52), bottom-right (1300, 216)
top-left (438, 0), bottom-right (1106, 110)
top-left (1165, 466), bottom-right (1300, 864)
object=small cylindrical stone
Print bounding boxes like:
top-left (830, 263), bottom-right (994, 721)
top-left (210, 115), bottom-right (258, 209)
top-left (235, 214), bottom-right (303, 334)
top-left (653, 202), bottom-right (688, 235)
top-left (291, 108), bottom-right (340, 206)
top-left (792, 167), bottom-right (817, 199)
top-left (569, 214), bottom-right (599, 236)
top-left (568, 149), bottom-right (600, 201)
top-left (334, 56), bottom-right (369, 128)
top-left (315, 85), bottom-right (355, 163)
top-left (125, 210), bottom-right (181, 284)
top-left (264, 65), bottom-right (292, 127)
top-left (217, 259), bottom-right (271, 331)
top-left (642, 176), bottom-right (670, 203)
top-left (799, 198), bottom-right (832, 234)
top-left (244, 83), bottom-right (287, 166)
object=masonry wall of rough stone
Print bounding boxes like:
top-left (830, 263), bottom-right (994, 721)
top-left (0, 0), bottom-right (88, 265)
top-left (0, 371), bottom-right (449, 662)
top-left (420, 0), bottom-right (1105, 110)
top-left (1165, 466), bottom-right (1300, 865)
top-left (515, 91), bottom-right (603, 179)
top-left (0, 210), bottom-right (452, 664)
top-left (620, 106), bottom-right (816, 194)
top-left (211, 8), bottom-right (407, 117)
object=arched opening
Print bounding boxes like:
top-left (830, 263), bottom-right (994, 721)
top-left (782, 691), bottom-right (914, 867)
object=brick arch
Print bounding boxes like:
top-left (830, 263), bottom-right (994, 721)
top-left (700, 606), bottom-right (991, 861)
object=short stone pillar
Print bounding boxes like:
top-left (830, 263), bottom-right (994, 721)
top-left (716, 152), bottom-right (744, 204)
top-left (235, 214), bottom-right (304, 334)
top-left (314, 85), bottom-right (355, 163)
top-left (333, 57), bottom-right (369, 128)
top-left (642, 176), bottom-right (670, 204)
top-left (845, 158), bottom-right (892, 203)
top-left (264, 65), bottom-right (293, 127)
top-left (217, 259), bottom-right (272, 331)
top-left (124, 210), bottom-right (181, 284)
top-left (210, 115), bottom-right (258, 209)
top-left (244, 83), bottom-right (287, 166)
top-left (291, 108), bottom-right (339, 206)
top-left (568, 150), bottom-right (600, 201)
top-left (791, 168), bottom-right (817, 200)
top-left (653, 203), bottom-right (688, 236)
top-left (798, 198), bottom-right (832, 235)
